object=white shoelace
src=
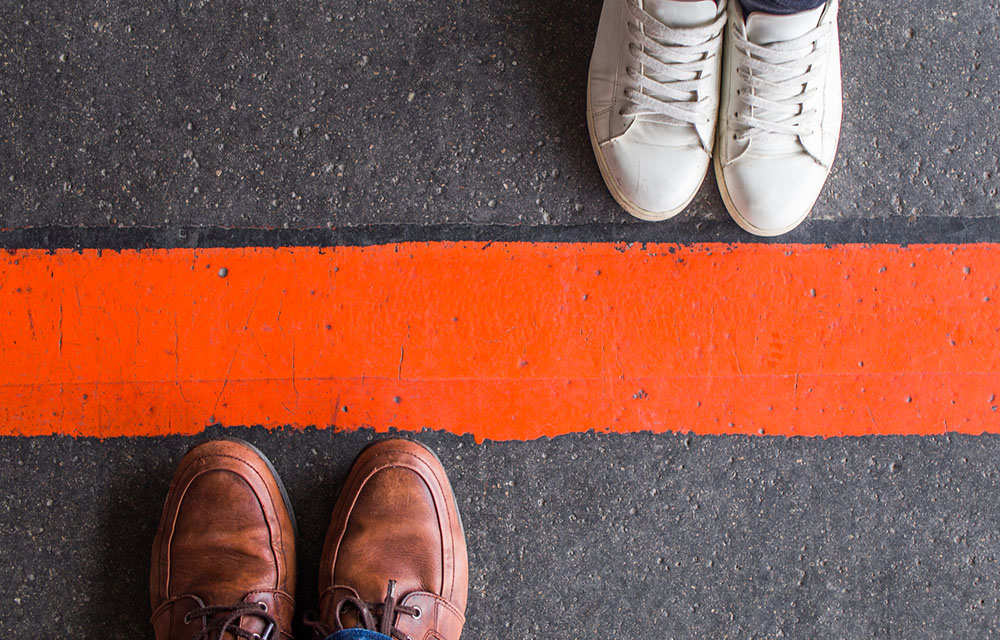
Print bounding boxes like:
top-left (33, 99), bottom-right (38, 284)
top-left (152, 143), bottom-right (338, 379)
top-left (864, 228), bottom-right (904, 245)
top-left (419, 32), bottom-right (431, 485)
top-left (621, 0), bottom-right (726, 128)
top-left (730, 20), bottom-right (831, 142)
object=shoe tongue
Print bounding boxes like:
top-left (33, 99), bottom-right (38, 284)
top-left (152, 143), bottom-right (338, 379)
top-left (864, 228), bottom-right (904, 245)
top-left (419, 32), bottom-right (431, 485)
top-left (745, 5), bottom-right (824, 45)
top-left (645, 0), bottom-right (718, 29)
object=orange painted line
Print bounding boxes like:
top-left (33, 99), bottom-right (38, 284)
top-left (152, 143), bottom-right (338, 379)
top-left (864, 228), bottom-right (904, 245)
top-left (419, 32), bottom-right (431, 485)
top-left (0, 243), bottom-right (998, 440)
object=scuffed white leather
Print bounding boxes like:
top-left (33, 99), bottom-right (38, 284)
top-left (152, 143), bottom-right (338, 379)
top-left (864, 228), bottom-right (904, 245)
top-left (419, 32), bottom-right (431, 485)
top-left (716, 0), bottom-right (842, 235)
top-left (588, 0), bottom-right (725, 219)
top-left (601, 123), bottom-right (712, 214)
top-left (722, 153), bottom-right (828, 231)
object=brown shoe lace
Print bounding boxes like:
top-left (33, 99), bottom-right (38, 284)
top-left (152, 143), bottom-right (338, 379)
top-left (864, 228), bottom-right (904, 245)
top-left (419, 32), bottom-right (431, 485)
top-left (304, 580), bottom-right (421, 640)
top-left (184, 601), bottom-right (278, 640)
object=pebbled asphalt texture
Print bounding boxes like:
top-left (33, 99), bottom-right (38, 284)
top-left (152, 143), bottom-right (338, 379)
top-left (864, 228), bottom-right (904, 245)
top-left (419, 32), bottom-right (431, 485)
top-left (3, 429), bottom-right (1000, 639)
top-left (1, 0), bottom-right (999, 230)
top-left (3, 1), bottom-right (1000, 638)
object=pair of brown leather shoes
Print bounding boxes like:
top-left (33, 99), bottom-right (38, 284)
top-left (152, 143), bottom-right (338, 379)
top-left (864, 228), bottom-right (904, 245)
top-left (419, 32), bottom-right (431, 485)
top-left (150, 438), bottom-right (468, 640)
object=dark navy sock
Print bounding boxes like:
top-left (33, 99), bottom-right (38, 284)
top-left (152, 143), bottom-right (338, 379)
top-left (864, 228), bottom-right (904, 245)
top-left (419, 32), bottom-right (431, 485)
top-left (740, 0), bottom-right (826, 16)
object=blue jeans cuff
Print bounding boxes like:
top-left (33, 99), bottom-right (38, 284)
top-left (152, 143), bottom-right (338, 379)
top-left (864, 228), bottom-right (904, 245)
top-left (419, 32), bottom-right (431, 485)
top-left (324, 629), bottom-right (393, 640)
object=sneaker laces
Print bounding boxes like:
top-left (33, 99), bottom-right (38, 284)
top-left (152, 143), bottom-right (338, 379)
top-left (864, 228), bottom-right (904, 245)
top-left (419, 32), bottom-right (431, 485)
top-left (304, 580), bottom-right (421, 640)
top-left (184, 601), bottom-right (278, 640)
top-left (730, 18), bottom-right (831, 142)
top-left (621, 0), bottom-right (726, 129)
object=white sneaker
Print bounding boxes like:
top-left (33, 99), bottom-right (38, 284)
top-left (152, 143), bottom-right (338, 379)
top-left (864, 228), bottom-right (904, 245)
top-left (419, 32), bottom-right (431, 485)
top-left (714, 0), bottom-right (842, 236)
top-left (588, 0), bottom-right (726, 221)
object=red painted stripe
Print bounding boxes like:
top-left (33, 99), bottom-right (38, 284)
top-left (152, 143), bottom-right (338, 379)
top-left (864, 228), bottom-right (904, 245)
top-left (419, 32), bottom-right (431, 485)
top-left (1, 243), bottom-right (998, 440)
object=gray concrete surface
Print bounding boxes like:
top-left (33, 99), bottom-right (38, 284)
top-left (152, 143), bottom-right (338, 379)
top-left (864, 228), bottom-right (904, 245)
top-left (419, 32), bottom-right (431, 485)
top-left (3, 429), bottom-right (1000, 639)
top-left (2, 0), bottom-right (999, 230)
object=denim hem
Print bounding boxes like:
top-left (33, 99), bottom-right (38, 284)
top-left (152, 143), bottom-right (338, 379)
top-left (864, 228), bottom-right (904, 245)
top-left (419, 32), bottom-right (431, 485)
top-left (323, 629), bottom-right (394, 640)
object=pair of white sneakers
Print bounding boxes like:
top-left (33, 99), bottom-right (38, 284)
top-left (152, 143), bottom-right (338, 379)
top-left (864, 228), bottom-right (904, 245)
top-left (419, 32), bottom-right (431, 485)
top-left (587, 0), bottom-right (841, 236)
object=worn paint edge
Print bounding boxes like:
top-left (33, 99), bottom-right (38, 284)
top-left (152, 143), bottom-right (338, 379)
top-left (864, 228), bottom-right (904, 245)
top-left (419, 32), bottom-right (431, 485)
top-left (1, 242), bottom-right (999, 440)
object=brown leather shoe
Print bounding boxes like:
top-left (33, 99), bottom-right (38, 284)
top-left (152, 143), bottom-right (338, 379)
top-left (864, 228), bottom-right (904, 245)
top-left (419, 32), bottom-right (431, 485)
top-left (309, 439), bottom-right (469, 640)
top-left (150, 439), bottom-right (297, 640)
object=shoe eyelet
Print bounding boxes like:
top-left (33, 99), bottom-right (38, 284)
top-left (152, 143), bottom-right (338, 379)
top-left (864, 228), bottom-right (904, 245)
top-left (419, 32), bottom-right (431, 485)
top-left (412, 606), bottom-right (422, 620)
top-left (183, 612), bottom-right (193, 624)
top-left (252, 634), bottom-right (261, 640)
top-left (257, 602), bottom-right (268, 612)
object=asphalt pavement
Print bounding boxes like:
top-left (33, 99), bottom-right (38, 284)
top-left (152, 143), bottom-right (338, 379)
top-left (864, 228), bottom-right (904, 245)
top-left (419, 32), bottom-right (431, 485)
top-left (1, 0), bottom-right (998, 231)
top-left (4, 429), bottom-right (1000, 639)
top-left (2, 0), bottom-right (1000, 638)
